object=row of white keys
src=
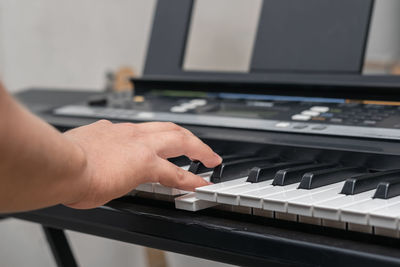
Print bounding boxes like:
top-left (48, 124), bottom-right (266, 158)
top-left (195, 177), bottom-right (248, 201)
top-left (239, 182), bottom-right (300, 209)
top-left (264, 182), bottom-right (345, 213)
top-left (313, 190), bottom-right (374, 220)
top-left (369, 202), bottom-right (400, 229)
top-left (287, 182), bottom-right (347, 216)
top-left (340, 194), bottom-right (400, 225)
top-left (216, 180), bottom-right (274, 205)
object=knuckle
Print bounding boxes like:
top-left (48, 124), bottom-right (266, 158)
top-left (97, 119), bottom-right (112, 125)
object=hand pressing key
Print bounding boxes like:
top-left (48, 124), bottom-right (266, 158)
top-left (63, 121), bottom-right (222, 209)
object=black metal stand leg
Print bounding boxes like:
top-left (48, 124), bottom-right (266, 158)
top-left (42, 226), bottom-right (79, 267)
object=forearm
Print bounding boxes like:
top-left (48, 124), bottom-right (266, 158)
top-left (0, 86), bottom-right (86, 212)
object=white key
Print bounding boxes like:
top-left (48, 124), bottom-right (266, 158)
top-left (239, 183), bottom-right (300, 209)
top-left (196, 178), bottom-right (248, 201)
top-left (340, 195), bottom-right (400, 225)
top-left (287, 183), bottom-right (345, 216)
top-left (216, 180), bottom-right (273, 205)
top-left (313, 190), bottom-right (373, 220)
top-left (310, 106), bottom-right (329, 113)
top-left (175, 192), bottom-right (218, 211)
top-left (348, 223), bottom-right (373, 234)
top-left (263, 182), bottom-right (344, 212)
top-left (136, 183), bottom-right (155, 193)
top-left (369, 202), bottom-right (400, 230)
top-left (291, 114), bottom-right (311, 121)
top-left (301, 110), bottom-right (320, 116)
top-left (374, 227), bottom-right (400, 238)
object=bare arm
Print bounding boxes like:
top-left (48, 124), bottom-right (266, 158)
top-left (0, 84), bottom-right (221, 212)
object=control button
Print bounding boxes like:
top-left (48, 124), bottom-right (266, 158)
top-left (275, 122), bottom-right (291, 128)
top-left (170, 106), bottom-right (187, 113)
top-left (190, 99), bottom-right (207, 106)
top-left (291, 114), bottom-right (311, 121)
top-left (330, 118), bottom-right (343, 123)
top-left (311, 125), bottom-right (327, 131)
top-left (362, 120), bottom-right (377, 125)
top-left (310, 106), bottom-right (329, 113)
top-left (181, 103), bottom-right (198, 109)
top-left (301, 110), bottom-right (320, 116)
top-left (293, 124), bottom-right (308, 129)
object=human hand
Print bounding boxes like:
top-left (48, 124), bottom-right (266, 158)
top-left (63, 120), bottom-right (221, 209)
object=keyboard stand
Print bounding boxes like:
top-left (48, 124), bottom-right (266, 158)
top-left (42, 226), bottom-right (78, 267)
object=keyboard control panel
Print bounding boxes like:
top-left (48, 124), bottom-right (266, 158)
top-left (53, 91), bottom-right (400, 141)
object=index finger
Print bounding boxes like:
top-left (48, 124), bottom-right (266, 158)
top-left (152, 157), bottom-right (211, 191)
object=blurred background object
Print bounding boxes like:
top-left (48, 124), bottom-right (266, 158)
top-left (1, 0), bottom-right (400, 266)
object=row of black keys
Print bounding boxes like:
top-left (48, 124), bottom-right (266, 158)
top-left (169, 154), bottom-right (400, 200)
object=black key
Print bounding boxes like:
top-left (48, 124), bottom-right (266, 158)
top-left (210, 156), bottom-right (276, 183)
top-left (246, 160), bottom-right (313, 183)
top-left (299, 166), bottom-right (367, 190)
top-left (272, 162), bottom-right (338, 186)
top-left (374, 176), bottom-right (400, 199)
top-left (341, 169), bottom-right (400, 195)
top-left (188, 152), bottom-right (255, 174)
top-left (168, 156), bottom-right (191, 167)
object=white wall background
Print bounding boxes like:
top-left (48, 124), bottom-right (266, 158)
top-left (1, 1), bottom-right (400, 267)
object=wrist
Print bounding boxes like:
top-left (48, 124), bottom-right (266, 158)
top-left (60, 135), bottom-right (91, 207)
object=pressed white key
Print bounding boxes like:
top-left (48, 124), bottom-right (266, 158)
top-left (369, 202), bottom-right (400, 230)
top-left (196, 178), bottom-right (248, 201)
top-left (264, 182), bottom-right (344, 213)
top-left (239, 183), bottom-right (300, 209)
top-left (175, 192), bottom-right (218, 211)
top-left (341, 195), bottom-right (400, 225)
top-left (136, 183), bottom-right (155, 193)
top-left (287, 183), bottom-right (345, 216)
top-left (216, 180), bottom-right (273, 205)
top-left (313, 190), bottom-right (373, 220)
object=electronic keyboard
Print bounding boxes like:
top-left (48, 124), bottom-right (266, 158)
top-left (11, 88), bottom-right (400, 267)
top-left (48, 79), bottom-right (400, 239)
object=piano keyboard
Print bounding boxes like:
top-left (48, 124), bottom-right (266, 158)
top-left (130, 143), bottom-right (400, 238)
